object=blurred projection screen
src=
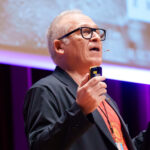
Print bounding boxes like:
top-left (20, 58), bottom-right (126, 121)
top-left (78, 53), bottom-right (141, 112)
top-left (0, 0), bottom-right (150, 83)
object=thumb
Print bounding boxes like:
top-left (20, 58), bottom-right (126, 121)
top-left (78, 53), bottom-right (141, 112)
top-left (79, 73), bottom-right (89, 87)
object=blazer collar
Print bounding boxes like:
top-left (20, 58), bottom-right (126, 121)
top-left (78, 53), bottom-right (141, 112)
top-left (52, 66), bottom-right (78, 98)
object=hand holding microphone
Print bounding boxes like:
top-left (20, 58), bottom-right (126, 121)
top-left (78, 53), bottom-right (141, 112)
top-left (76, 66), bottom-right (107, 115)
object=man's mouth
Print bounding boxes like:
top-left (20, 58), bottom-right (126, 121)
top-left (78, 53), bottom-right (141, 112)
top-left (90, 47), bottom-right (100, 51)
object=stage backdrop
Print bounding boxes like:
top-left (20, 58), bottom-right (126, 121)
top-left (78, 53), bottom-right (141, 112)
top-left (0, 0), bottom-right (150, 71)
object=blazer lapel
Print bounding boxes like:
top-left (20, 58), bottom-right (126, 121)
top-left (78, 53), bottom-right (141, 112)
top-left (52, 66), bottom-right (78, 99)
top-left (105, 95), bottom-right (136, 150)
top-left (92, 109), bottom-right (117, 147)
top-left (91, 95), bottom-right (131, 149)
top-left (105, 96), bottom-right (129, 133)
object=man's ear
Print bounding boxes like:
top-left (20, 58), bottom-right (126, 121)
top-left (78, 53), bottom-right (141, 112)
top-left (53, 40), bottom-right (64, 55)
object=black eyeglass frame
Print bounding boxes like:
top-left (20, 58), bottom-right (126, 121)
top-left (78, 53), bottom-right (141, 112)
top-left (58, 27), bottom-right (106, 41)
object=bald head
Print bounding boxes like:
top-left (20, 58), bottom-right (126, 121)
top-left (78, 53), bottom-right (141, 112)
top-left (47, 10), bottom-right (90, 63)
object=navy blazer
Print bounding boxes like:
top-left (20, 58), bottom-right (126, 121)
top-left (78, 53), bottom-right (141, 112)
top-left (23, 66), bottom-right (136, 150)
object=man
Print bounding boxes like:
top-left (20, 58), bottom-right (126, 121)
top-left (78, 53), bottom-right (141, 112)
top-left (23, 10), bottom-right (146, 150)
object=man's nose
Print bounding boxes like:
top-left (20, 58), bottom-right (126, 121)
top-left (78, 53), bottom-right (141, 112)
top-left (90, 32), bottom-right (101, 42)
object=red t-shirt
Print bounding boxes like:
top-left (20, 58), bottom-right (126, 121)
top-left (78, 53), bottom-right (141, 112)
top-left (97, 100), bottom-right (128, 150)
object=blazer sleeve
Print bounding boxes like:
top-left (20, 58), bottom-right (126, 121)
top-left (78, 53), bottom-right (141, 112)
top-left (23, 86), bottom-right (92, 150)
top-left (133, 122), bottom-right (150, 150)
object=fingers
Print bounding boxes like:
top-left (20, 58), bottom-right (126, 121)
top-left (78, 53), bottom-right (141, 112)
top-left (97, 88), bottom-right (107, 97)
top-left (80, 75), bottom-right (106, 91)
top-left (79, 73), bottom-right (89, 87)
top-left (88, 76), bottom-right (106, 87)
top-left (76, 74), bottom-right (107, 114)
top-left (97, 94), bottom-right (106, 105)
top-left (83, 76), bottom-right (107, 94)
top-left (93, 81), bottom-right (107, 91)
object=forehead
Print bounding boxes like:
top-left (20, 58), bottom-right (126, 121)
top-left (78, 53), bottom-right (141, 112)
top-left (61, 14), bottom-right (98, 29)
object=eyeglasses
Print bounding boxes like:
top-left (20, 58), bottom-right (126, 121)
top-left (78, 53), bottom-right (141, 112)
top-left (58, 27), bottom-right (106, 41)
